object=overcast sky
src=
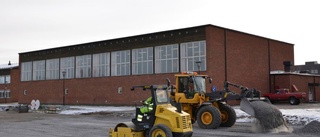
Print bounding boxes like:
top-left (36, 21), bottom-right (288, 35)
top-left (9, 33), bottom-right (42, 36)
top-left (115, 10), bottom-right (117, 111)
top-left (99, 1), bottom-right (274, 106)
top-left (0, 0), bottom-right (319, 65)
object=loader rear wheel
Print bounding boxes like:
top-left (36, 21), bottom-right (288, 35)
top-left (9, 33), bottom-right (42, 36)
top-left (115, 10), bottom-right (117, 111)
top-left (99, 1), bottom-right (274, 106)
top-left (149, 124), bottom-right (173, 137)
top-left (197, 105), bottom-right (221, 129)
top-left (219, 104), bottom-right (236, 127)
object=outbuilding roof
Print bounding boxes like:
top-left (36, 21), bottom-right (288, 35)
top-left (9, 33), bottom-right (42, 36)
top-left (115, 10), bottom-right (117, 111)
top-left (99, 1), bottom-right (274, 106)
top-left (0, 63), bottom-right (19, 70)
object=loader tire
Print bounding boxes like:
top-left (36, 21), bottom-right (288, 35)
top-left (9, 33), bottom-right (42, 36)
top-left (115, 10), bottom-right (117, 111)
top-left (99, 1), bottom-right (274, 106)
top-left (219, 104), bottom-right (236, 127)
top-left (149, 124), bottom-right (173, 137)
top-left (197, 105), bottom-right (221, 129)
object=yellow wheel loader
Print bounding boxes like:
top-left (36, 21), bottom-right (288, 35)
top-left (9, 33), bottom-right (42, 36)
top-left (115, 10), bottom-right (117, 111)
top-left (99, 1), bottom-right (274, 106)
top-left (109, 83), bottom-right (193, 137)
top-left (170, 72), bottom-right (270, 129)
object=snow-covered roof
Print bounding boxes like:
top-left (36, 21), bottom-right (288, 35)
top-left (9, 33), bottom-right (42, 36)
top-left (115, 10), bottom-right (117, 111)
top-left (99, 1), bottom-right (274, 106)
top-left (0, 63), bottom-right (19, 70)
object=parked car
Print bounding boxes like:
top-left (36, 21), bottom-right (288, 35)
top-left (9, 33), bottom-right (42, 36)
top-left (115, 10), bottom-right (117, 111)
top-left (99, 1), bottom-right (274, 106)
top-left (263, 88), bottom-right (307, 105)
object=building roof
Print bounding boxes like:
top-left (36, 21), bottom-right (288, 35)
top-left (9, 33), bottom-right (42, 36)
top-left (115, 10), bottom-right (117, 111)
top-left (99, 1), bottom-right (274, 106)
top-left (0, 63), bottom-right (19, 70)
top-left (270, 71), bottom-right (320, 77)
top-left (19, 24), bottom-right (294, 55)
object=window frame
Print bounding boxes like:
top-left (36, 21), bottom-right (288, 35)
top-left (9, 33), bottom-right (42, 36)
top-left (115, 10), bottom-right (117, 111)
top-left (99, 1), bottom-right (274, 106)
top-left (132, 47), bottom-right (154, 75)
top-left (93, 52), bottom-right (110, 77)
top-left (155, 44), bottom-right (179, 74)
top-left (21, 62), bottom-right (33, 81)
top-left (32, 60), bottom-right (46, 81)
top-left (76, 55), bottom-right (92, 78)
top-left (60, 57), bottom-right (75, 79)
top-left (180, 40), bottom-right (206, 72)
top-left (111, 50), bottom-right (131, 76)
top-left (46, 58), bottom-right (60, 80)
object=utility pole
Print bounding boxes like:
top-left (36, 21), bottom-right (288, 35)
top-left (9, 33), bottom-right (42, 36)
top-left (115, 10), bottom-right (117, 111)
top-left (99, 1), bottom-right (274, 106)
top-left (196, 61), bottom-right (202, 74)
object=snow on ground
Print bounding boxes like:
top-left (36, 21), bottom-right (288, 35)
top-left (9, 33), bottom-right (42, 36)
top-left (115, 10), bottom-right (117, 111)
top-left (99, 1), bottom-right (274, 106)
top-left (235, 106), bottom-right (320, 125)
top-left (58, 105), bottom-right (320, 125)
top-left (59, 106), bottom-right (135, 115)
top-left (1, 102), bottom-right (320, 125)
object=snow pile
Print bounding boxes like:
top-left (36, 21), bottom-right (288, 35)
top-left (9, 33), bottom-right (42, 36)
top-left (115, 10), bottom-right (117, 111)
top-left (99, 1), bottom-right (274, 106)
top-left (59, 106), bottom-right (135, 115)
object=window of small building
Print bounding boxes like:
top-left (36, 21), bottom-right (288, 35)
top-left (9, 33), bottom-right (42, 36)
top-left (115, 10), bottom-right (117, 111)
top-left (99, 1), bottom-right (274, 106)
top-left (33, 60), bottom-right (46, 80)
top-left (5, 90), bottom-right (10, 98)
top-left (0, 90), bottom-right (3, 98)
top-left (46, 58), bottom-right (60, 80)
top-left (76, 55), bottom-right (92, 78)
top-left (0, 89), bottom-right (10, 98)
top-left (311, 69), bottom-right (319, 74)
top-left (180, 40), bottom-right (206, 72)
top-left (0, 76), bottom-right (4, 84)
top-left (132, 47), bottom-right (153, 75)
top-left (21, 62), bottom-right (32, 81)
top-left (93, 52), bottom-right (110, 77)
top-left (5, 75), bottom-right (10, 83)
top-left (155, 44), bottom-right (179, 74)
top-left (60, 57), bottom-right (75, 79)
top-left (111, 50), bottom-right (131, 76)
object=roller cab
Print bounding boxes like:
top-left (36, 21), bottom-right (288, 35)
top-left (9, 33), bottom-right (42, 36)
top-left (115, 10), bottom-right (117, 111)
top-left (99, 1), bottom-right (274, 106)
top-left (109, 84), bottom-right (193, 137)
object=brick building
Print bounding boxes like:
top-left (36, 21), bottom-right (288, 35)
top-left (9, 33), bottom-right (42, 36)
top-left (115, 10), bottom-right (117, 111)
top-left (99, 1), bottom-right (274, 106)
top-left (295, 61), bottom-right (320, 75)
top-left (271, 73), bottom-right (320, 102)
top-left (16, 24), bottom-right (296, 105)
top-left (0, 62), bottom-right (19, 103)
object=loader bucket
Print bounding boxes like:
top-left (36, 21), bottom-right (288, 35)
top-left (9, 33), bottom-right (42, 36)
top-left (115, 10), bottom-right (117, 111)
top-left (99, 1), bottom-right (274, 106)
top-left (240, 97), bottom-right (271, 116)
top-left (240, 98), bottom-right (256, 116)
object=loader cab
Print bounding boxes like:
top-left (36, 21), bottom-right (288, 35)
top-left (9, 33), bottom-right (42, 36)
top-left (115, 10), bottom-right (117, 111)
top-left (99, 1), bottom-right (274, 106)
top-left (177, 73), bottom-right (207, 99)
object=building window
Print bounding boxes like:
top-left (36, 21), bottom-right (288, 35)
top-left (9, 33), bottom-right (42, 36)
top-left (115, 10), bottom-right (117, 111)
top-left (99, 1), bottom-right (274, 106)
top-left (0, 90), bottom-right (10, 98)
top-left (111, 50), bottom-right (131, 76)
top-left (21, 62), bottom-right (33, 81)
top-left (180, 40), bottom-right (206, 72)
top-left (33, 60), bottom-right (46, 80)
top-left (155, 44), bottom-right (179, 73)
top-left (93, 52), bottom-right (110, 77)
top-left (310, 69), bottom-right (319, 74)
top-left (0, 75), bottom-right (11, 84)
top-left (5, 75), bottom-right (10, 83)
top-left (46, 58), bottom-right (60, 80)
top-left (76, 55), bottom-right (92, 78)
top-left (60, 57), bottom-right (75, 79)
top-left (132, 47), bottom-right (153, 75)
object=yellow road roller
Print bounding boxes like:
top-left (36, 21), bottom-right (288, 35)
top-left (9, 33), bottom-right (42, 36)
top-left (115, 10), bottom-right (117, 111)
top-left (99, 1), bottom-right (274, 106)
top-left (109, 83), bottom-right (193, 137)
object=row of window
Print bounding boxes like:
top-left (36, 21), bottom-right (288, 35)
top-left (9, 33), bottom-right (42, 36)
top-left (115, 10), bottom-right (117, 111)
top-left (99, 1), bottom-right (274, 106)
top-left (0, 90), bottom-right (10, 98)
top-left (0, 75), bottom-right (10, 84)
top-left (21, 41), bottom-right (206, 81)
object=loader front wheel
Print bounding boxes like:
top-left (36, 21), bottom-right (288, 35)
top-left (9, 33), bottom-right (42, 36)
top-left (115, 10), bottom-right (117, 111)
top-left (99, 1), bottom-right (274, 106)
top-left (197, 105), bottom-right (221, 129)
top-left (219, 104), bottom-right (236, 127)
top-left (149, 124), bottom-right (173, 137)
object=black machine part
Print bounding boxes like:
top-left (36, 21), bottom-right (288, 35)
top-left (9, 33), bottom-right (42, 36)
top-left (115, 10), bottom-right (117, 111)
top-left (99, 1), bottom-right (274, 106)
top-left (206, 81), bottom-right (267, 102)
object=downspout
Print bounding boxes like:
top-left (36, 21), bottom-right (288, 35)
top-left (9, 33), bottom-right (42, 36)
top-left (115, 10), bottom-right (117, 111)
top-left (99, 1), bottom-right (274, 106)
top-left (268, 40), bottom-right (271, 93)
top-left (224, 29), bottom-right (227, 81)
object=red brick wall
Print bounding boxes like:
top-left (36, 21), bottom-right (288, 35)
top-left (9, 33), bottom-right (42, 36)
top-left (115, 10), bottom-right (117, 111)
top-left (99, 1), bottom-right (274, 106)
top-left (271, 74), bottom-right (320, 102)
top-left (225, 30), bottom-right (270, 93)
top-left (269, 41), bottom-right (294, 71)
top-left (205, 26), bottom-right (226, 90)
top-left (18, 73), bottom-right (177, 105)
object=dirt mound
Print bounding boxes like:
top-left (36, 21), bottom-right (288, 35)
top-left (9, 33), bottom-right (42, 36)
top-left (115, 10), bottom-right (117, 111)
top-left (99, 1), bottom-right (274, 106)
top-left (250, 101), bottom-right (291, 133)
top-left (293, 120), bottom-right (320, 135)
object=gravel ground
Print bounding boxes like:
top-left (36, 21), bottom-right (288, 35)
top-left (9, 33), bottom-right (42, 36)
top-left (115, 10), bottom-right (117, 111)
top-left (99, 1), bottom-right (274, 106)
top-left (293, 120), bottom-right (320, 135)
